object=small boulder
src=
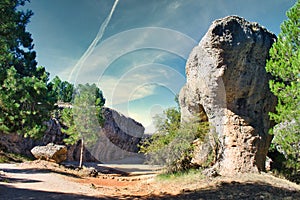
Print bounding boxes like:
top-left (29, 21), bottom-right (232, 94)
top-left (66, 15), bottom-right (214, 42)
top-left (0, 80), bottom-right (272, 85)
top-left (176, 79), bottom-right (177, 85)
top-left (31, 143), bottom-right (67, 163)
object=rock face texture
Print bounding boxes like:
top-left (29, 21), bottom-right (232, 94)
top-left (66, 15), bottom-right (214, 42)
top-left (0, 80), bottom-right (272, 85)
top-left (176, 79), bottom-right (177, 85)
top-left (0, 107), bottom-right (144, 163)
top-left (0, 119), bottom-right (67, 158)
top-left (31, 143), bottom-right (67, 163)
top-left (179, 16), bottom-right (277, 174)
top-left (89, 107), bottom-right (144, 163)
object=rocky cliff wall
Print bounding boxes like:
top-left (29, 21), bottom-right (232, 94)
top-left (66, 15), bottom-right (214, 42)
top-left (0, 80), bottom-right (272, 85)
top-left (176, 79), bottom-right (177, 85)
top-left (87, 107), bottom-right (144, 162)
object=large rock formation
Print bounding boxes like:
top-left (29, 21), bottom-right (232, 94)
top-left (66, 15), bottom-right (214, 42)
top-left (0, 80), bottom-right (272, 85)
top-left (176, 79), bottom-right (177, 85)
top-left (0, 119), bottom-right (98, 162)
top-left (179, 16), bottom-right (277, 174)
top-left (88, 107), bottom-right (145, 163)
top-left (0, 107), bottom-right (145, 164)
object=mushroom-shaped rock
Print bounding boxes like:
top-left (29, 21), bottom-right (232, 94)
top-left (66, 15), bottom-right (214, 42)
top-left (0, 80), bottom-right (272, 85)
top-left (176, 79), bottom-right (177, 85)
top-left (179, 16), bottom-right (277, 175)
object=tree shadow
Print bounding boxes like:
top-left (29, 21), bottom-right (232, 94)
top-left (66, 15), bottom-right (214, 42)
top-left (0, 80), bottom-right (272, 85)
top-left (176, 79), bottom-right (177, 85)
top-left (76, 162), bottom-right (130, 176)
top-left (123, 181), bottom-right (300, 200)
top-left (0, 162), bottom-right (132, 179)
top-left (0, 167), bottom-right (80, 178)
top-left (88, 163), bottom-right (160, 176)
top-left (0, 184), bottom-right (115, 200)
top-left (0, 176), bottom-right (42, 184)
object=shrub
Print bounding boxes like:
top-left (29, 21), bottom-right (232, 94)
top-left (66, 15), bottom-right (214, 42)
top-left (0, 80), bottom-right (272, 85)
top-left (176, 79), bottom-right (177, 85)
top-left (140, 107), bottom-right (212, 173)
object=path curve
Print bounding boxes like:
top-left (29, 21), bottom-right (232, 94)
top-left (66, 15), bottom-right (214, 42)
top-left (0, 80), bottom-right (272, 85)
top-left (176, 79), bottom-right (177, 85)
top-left (0, 163), bottom-right (106, 200)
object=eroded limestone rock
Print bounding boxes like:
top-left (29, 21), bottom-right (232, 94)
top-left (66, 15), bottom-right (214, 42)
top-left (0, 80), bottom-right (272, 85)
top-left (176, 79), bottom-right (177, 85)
top-left (88, 107), bottom-right (144, 163)
top-left (179, 16), bottom-right (277, 174)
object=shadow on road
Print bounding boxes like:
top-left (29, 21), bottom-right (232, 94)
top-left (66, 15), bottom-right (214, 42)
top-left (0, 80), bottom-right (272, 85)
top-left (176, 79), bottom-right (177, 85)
top-left (0, 184), bottom-right (115, 200)
top-left (0, 176), bottom-right (42, 184)
top-left (120, 181), bottom-right (300, 200)
top-left (0, 167), bottom-right (80, 178)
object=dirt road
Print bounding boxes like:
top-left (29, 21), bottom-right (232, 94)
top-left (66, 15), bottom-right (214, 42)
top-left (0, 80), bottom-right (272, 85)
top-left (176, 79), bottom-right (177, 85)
top-left (1, 162), bottom-right (300, 200)
top-left (0, 163), bottom-right (105, 199)
top-left (0, 162), bottom-right (160, 200)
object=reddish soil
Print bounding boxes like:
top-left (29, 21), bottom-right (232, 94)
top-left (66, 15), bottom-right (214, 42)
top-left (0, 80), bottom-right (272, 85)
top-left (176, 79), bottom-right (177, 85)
top-left (0, 160), bottom-right (300, 199)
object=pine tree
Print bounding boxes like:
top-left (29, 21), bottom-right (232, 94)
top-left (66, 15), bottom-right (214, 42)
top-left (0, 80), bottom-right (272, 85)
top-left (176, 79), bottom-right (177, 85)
top-left (266, 1), bottom-right (300, 173)
top-left (62, 83), bottom-right (105, 167)
top-left (49, 76), bottom-right (74, 103)
top-left (0, 0), bottom-right (54, 138)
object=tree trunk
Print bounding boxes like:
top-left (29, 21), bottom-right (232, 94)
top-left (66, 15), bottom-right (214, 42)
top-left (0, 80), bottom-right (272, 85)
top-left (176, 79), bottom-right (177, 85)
top-left (79, 138), bottom-right (84, 168)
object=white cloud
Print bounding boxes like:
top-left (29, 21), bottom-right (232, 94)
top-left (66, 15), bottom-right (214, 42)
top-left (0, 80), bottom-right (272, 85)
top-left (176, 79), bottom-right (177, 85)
top-left (56, 24), bottom-right (195, 129)
top-left (129, 84), bottom-right (157, 101)
top-left (166, 1), bottom-right (183, 13)
top-left (63, 27), bottom-right (196, 84)
top-left (98, 62), bottom-right (185, 107)
top-left (98, 75), bottom-right (157, 106)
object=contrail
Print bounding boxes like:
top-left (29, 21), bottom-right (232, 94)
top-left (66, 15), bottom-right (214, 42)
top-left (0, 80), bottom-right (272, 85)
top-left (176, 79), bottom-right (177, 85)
top-left (69, 0), bottom-right (119, 82)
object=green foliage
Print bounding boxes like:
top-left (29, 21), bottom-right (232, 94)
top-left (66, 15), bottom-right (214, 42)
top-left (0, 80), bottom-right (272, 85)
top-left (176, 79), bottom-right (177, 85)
top-left (157, 168), bottom-right (204, 180)
top-left (140, 107), bottom-right (180, 155)
top-left (266, 1), bottom-right (300, 178)
top-left (62, 83), bottom-right (105, 147)
top-left (61, 83), bottom-right (105, 167)
top-left (0, 0), bottom-right (55, 137)
top-left (0, 0), bottom-right (36, 80)
top-left (0, 150), bottom-right (33, 163)
top-left (140, 106), bottom-right (211, 173)
top-left (49, 76), bottom-right (74, 103)
top-left (154, 107), bottom-right (181, 135)
top-left (60, 108), bottom-right (79, 144)
top-left (0, 67), bottom-right (54, 138)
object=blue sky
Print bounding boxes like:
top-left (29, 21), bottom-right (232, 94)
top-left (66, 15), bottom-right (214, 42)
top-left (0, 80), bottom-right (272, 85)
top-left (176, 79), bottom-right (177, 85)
top-left (24, 0), bottom-right (295, 133)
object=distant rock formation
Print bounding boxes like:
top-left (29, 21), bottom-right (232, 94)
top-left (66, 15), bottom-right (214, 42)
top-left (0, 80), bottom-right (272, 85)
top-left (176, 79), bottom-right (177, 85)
top-left (179, 16), bottom-right (277, 174)
top-left (0, 107), bottom-right (145, 163)
top-left (88, 107), bottom-right (145, 163)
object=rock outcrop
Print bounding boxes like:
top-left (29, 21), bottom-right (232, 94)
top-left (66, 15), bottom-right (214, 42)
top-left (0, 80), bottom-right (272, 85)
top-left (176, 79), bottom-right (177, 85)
top-left (0, 107), bottom-right (145, 164)
top-left (88, 107), bottom-right (145, 163)
top-left (0, 132), bottom-right (35, 156)
top-left (179, 16), bottom-right (277, 174)
top-left (0, 118), bottom-right (71, 158)
top-left (31, 143), bottom-right (67, 163)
